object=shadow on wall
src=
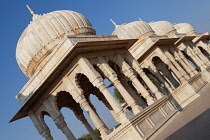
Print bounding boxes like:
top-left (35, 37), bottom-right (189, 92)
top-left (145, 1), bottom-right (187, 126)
top-left (166, 109), bottom-right (210, 140)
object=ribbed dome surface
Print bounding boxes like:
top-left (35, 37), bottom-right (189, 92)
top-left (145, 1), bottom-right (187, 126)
top-left (174, 23), bottom-right (196, 36)
top-left (16, 10), bottom-right (96, 78)
top-left (112, 21), bottom-right (155, 41)
top-left (149, 21), bottom-right (176, 37)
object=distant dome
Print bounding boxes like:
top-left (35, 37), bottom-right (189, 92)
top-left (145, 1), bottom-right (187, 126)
top-left (112, 21), bottom-right (155, 41)
top-left (174, 23), bottom-right (196, 36)
top-left (16, 10), bottom-right (96, 78)
top-left (149, 21), bottom-right (176, 37)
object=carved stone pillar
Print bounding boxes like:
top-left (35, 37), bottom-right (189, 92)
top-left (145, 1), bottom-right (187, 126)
top-left (79, 98), bottom-right (108, 138)
top-left (194, 47), bottom-right (210, 66)
top-left (138, 69), bottom-right (164, 99)
top-left (149, 63), bottom-right (173, 92)
top-left (187, 47), bottom-right (206, 70)
top-left (121, 80), bottom-right (147, 108)
top-left (28, 111), bottom-right (53, 140)
top-left (77, 114), bottom-right (99, 140)
top-left (173, 49), bottom-right (195, 77)
top-left (116, 54), bottom-right (163, 100)
top-left (111, 78), bottom-right (143, 114)
top-left (79, 58), bottom-right (128, 124)
top-left (97, 56), bottom-right (143, 114)
top-left (41, 129), bottom-right (54, 140)
top-left (178, 50), bottom-right (198, 75)
top-left (174, 55), bottom-right (195, 77)
top-left (164, 50), bottom-right (190, 80)
top-left (96, 82), bottom-right (129, 123)
top-left (163, 58), bottom-right (185, 84)
top-left (54, 115), bottom-right (76, 140)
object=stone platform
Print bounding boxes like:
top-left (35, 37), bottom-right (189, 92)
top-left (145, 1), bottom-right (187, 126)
top-left (104, 97), bottom-right (177, 140)
top-left (149, 83), bottom-right (210, 140)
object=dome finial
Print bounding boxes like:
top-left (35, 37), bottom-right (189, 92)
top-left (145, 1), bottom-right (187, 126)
top-left (138, 17), bottom-right (143, 21)
top-left (26, 5), bottom-right (35, 15)
top-left (26, 5), bottom-right (41, 21)
top-left (110, 19), bottom-right (117, 26)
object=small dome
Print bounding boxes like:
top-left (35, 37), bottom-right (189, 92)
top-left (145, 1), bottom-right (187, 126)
top-left (174, 23), bottom-right (196, 36)
top-left (112, 21), bottom-right (155, 41)
top-left (16, 10), bottom-right (96, 78)
top-left (149, 21), bottom-right (176, 37)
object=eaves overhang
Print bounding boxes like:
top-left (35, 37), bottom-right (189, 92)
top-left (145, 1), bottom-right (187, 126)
top-left (174, 36), bottom-right (196, 46)
top-left (193, 34), bottom-right (210, 44)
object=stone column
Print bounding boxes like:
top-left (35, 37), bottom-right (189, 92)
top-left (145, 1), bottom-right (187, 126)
top-left (97, 56), bottom-right (142, 114)
top-left (40, 129), bottom-right (54, 140)
top-left (79, 98), bottom-right (108, 138)
top-left (116, 54), bottom-right (163, 100)
top-left (149, 63), bottom-right (173, 92)
top-left (164, 50), bottom-right (190, 80)
top-left (128, 74), bottom-right (157, 104)
top-left (173, 48), bottom-right (195, 77)
top-left (96, 82), bottom-right (129, 123)
top-left (79, 58), bottom-right (128, 124)
top-left (54, 115), bottom-right (76, 140)
top-left (186, 47), bottom-right (206, 70)
top-left (194, 47), bottom-right (210, 66)
top-left (174, 53), bottom-right (195, 77)
top-left (178, 50), bottom-right (198, 75)
top-left (121, 80), bottom-right (148, 108)
top-left (137, 69), bottom-right (164, 99)
top-left (28, 111), bottom-right (53, 140)
top-left (111, 78), bottom-right (143, 113)
top-left (163, 58), bottom-right (186, 84)
top-left (77, 114), bottom-right (99, 140)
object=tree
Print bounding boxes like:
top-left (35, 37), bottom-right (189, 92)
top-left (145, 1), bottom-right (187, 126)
top-left (77, 129), bottom-right (101, 140)
top-left (113, 88), bottom-right (125, 103)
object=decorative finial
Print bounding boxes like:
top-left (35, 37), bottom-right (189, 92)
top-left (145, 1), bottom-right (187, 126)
top-left (138, 18), bottom-right (143, 21)
top-left (26, 5), bottom-right (35, 15)
top-left (110, 19), bottom-right (117, 26)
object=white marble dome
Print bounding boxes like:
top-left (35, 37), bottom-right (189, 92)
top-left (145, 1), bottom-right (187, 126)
top-left (112, 21), bottom-right (155, 41)
top-left (16, 10), bottom-right (96, 78)
top-left (149, 21), bottom-right (177, 37)
top-left (174, 23), bottom-right (196, 36)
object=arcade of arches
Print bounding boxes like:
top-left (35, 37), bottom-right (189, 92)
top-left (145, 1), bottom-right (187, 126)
top-left (11, 8), bottom-right (210, 140)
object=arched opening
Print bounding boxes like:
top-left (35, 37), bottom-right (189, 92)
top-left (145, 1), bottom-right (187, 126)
top-left (198, 46), bottom-right (210, 61)
top-left (93, 64), bottom-right (135, 115)
top-left (142, 68), bottom-right (168, 95)
top-left (181, 51), bottom-right (201, 72)
top-left (107, 61), bottom-right (146, 110)
top-left (42, 112), bottom-right (67, 140)
top-left (56, 91), bottom-right (94, 139)
top-left (76, 73), bottom-right (119, 132)
top-left (152, 56), bottom-right (180, 89)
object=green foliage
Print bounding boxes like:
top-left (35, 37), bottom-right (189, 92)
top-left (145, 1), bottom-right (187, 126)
top-left (77, 129), bottom-right (101, 140)
top-left (114, 88), bottom-right (125, 103)
top-left (147, 74), bottom-right (159, 87)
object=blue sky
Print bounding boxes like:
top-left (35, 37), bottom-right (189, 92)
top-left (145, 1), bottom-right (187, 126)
top-left (1, 0), bottom-right (210, 139)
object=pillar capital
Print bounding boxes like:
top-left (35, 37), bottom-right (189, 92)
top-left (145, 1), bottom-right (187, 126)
top-left (41, 129), bottom-right (53, 140)
top-left (54, 115), bottom-right (67, 129)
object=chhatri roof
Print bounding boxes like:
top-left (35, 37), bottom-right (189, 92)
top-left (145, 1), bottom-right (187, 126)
top-left (16, 6), bottom-right (96, 78)
top-left (149, 21), bottom-right (177, 37)
top-left (112, 20), bottom-right (155, 42)
top-left (174, 23), bottom-right (196, 36)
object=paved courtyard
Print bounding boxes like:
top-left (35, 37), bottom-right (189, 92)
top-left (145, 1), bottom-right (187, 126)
top-left (150, 83), bottom-right (210, 140)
